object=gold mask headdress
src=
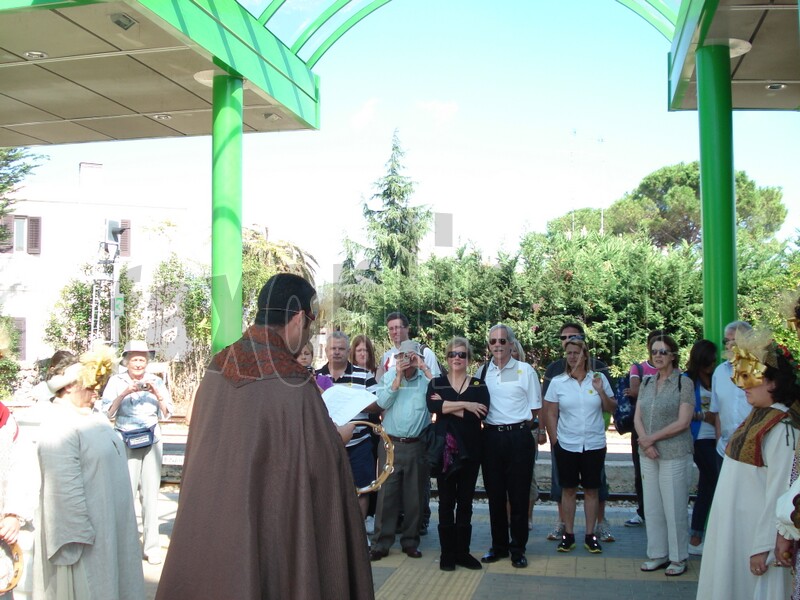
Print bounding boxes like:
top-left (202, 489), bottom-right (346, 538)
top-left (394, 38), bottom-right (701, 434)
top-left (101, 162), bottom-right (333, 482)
top-left (778, 289), bottom-right (800, 340)
top-left (46, 342), bottom-right (119, 395)
top-left (730, 329), bottom-right (774, 390)
top-left (731, 328), bottom-right (800, 390)
top-left (78, 343), bottom-right (118, 392)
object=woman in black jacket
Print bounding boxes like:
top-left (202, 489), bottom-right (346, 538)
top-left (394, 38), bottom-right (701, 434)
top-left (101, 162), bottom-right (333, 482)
top-left (427, 337), bottom-right (490, 571)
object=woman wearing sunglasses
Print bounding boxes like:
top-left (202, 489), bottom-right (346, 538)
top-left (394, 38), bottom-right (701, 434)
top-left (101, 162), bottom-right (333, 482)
top-left (634, 334), bottom-right (694, 576)
top-left (426, 337), bottom-right (490, 571)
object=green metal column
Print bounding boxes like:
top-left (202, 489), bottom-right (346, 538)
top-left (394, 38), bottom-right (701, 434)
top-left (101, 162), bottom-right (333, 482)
top-left (211, 74), bottom-right (244, 353)
top-left (696, 44), bottom-right (736, 351)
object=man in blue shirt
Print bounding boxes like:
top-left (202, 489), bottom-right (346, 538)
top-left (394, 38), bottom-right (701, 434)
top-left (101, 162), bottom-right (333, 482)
top-left (370, 340), bottom-right (433, 561)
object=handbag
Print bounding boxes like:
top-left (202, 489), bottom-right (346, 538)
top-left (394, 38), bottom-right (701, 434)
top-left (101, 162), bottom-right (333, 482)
top-left (421, 421), bottom-right (446, 476)
top-left (118, 425), bottom-right (156, 449)
top-left (613, 362), bottom-right (642, 435)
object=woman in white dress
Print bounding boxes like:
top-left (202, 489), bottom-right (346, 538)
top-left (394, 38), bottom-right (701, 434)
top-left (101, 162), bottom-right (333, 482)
top-left (34, 346), bottom-right (144, 600)
top-left (697, 331), bottom-right (800, 600)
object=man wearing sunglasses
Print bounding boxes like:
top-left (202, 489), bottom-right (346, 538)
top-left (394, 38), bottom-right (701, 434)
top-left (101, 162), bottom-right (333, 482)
top-left (541, 322), bottom-right (615, 544)
top-left (478, 324), bottom-right (542, 568)
top-left (156, 274), bottom-right (375, 600)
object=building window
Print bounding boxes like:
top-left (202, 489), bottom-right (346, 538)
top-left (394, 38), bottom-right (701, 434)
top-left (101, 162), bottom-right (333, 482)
top-left (1, 215), bottom-right (40, 255)
top-left (13, 318), bottom-right (25, 361)
top-left (120, 219), bottom-right (131, 257)
top-left (13, 218), bottom-right (25, 252)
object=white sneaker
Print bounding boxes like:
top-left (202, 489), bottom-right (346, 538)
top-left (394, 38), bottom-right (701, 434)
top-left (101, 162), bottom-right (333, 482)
top-left (624, 514), bottom-right (644, 527)
top-left (365, 516), bottom-right (375, 535)
top-left (688, 541), bottom-right (703, 556)
top-left (146, 553), bottom-right (163, 565)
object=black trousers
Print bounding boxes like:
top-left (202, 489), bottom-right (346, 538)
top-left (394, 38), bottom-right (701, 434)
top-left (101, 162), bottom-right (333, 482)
top-left (631, 428), bottom-right (644, 518)
top-left (482, 428), bottom-right (534, 554)
top-left (437, 459), bottom-right (481, 527)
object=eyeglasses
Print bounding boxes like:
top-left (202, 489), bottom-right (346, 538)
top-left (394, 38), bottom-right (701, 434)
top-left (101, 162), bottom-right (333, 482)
top-left (489, 338), bottom-right (507, 345)
top-left (447, 351), bottom-right (468, 359)
top-left (559, 334), bottom-right (585, 341)
top-left (651, 349), bottom-right (673, 356)
top-left (723, 337), bottom-right (734, 345)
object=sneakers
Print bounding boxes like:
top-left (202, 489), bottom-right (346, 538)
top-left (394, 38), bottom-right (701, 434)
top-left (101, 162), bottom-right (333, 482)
top-left (584, 534), bottom-right (602, 554)
top-left (557, 532), bottom-right (576, 552)
top-left (364, 515), bottom-right (375, 535)
top-left (688, 541), bottom-right (703, 556)
top-left (145, 553), bottom-right (163, 565)
top-left (624, 514), bottom-right (644, 527)
top-left (547, 521), bottom-right (565, 541)
top-left (596, 519), bottom-right (615, 542)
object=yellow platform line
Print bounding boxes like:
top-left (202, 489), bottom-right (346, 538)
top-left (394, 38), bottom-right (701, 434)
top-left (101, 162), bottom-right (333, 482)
top-left (376, 557), bottom-right (483, 600)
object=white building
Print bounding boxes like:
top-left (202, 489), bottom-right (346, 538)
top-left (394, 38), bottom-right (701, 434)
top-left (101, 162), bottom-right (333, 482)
top-left (1, 162), bottom-right (211, 365)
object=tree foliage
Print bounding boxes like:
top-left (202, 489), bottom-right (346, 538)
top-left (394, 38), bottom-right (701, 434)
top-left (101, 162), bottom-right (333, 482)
top-left (358, 131), bottom-right (432, 279)
top-left (45, 264), bottom-right (141, 354)
top-left (547, 162), bottom-right (787, 248)
top-left (0, 147), bottom-right (44, 242)
top-left (241, 226), bottom-right (317, 325)
top-left (331, 160), bottom-right (796, 375)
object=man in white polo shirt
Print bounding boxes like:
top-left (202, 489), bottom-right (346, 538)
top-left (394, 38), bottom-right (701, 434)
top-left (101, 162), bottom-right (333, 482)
top-left (478, 323), bottom-right (542, 569)
top-left (710, 320), bottom-right (753, 469)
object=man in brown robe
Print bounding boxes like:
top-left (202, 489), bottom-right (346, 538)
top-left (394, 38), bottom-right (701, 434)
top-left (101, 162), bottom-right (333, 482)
top-left (156, 274), bottom-right (374, 600)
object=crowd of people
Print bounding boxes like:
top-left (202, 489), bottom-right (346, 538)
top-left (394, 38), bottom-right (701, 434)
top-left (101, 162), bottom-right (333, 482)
top-left (0, 273), bottom-right (798, 600)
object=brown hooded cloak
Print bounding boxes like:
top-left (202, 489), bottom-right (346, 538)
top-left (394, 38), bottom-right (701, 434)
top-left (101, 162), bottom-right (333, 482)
top-left (155, 326), bottom-right (374, 600)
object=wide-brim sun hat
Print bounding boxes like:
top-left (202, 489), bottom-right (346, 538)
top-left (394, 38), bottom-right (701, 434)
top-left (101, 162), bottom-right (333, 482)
top-left (121, 340), bottom-right (155, 366)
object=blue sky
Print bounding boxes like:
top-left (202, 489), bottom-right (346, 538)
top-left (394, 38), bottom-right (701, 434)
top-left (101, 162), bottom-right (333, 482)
top-left (19, 0), bottom-right (800, 283)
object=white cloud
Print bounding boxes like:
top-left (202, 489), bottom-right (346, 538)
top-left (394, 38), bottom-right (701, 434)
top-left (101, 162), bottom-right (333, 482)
top-left (416, 100), bottom-right (459, 125)
top-left (349, 98), bottom-right (379, 130)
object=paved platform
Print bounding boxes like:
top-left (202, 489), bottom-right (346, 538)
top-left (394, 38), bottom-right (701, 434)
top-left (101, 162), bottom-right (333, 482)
top-left (144, 492), bottom-right (699, 600)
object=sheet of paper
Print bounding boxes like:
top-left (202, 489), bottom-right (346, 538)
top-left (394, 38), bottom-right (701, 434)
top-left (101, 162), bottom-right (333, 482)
top-left (322, 385), bottom-right (376, 426)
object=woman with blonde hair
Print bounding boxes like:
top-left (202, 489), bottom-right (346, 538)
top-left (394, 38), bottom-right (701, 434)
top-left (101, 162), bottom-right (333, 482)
top-left (427, 337), bottom-right (490, 571)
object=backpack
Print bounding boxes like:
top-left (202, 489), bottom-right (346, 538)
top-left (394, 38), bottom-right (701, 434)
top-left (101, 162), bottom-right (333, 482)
top-left (420, 343), bottom-right (447, 376)
top-left (613, 362), bottom-right (643, 435)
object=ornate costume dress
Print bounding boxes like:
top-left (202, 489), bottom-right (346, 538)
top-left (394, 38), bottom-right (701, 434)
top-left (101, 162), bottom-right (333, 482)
top-left (34, 399), bottom-right (144, 600)
top-left (697, 405), bottom-right (798, 600)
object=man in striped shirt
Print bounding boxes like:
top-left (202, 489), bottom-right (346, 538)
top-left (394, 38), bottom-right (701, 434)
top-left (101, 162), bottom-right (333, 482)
top-left (317, 331), bottom-right (380, 519)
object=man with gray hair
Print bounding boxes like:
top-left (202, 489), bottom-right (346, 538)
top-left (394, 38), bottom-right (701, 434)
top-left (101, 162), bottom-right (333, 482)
top-left (709, 320), bottom-right (753, 470)
top-left (370, 340), bottom-right (433, 561)
top-left (317, 330), bottom-right (379, 521)
top-left (478, 323), bottom-right (542, 568)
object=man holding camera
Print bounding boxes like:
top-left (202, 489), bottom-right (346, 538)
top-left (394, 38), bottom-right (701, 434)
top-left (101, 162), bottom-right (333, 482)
top-left (370, 340), bottom-right (433, 561)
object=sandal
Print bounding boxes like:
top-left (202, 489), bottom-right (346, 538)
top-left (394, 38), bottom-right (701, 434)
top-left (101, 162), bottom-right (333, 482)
top-left (665, 560), bottom-right (687, 576)
top-left (640, 557), bottom-right (669, 572)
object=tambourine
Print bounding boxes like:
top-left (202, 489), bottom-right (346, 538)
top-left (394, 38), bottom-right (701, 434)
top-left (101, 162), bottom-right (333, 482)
top-left (350, 421), bottom-right (394, 495)
top-left (0, 539), bottom-right (22, 593)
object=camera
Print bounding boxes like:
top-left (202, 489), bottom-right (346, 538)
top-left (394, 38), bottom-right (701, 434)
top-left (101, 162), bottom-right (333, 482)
top-left (135, 381), bottom-right (149, 391)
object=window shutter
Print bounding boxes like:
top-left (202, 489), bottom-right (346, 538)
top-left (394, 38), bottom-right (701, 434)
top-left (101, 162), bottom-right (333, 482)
top-left (13, 317), bottom-right (25, 361)
top-left (27, 216), bottom-right (41, 255)
top-left (0, 216), bottom-right (12, 253)
top-left (120, 219), bottom-right (131, 257)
